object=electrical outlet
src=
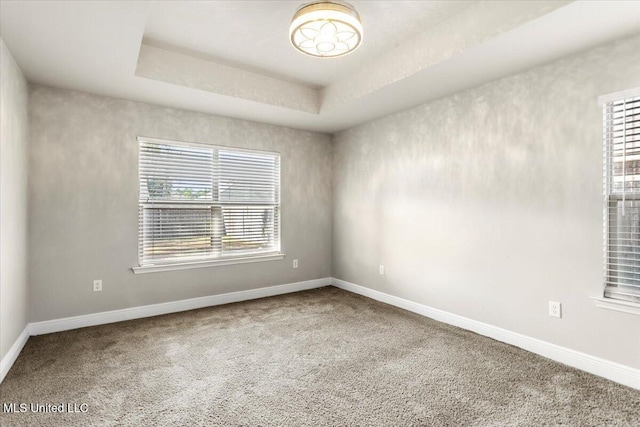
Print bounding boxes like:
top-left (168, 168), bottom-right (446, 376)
top-left (293, 259), bottom-right (299, 269)
top-left (93, 279), bottom-right (102, 292)
top-left (549, 301), bottom-right (561, 318)
top-left (379, 265), bottom-right (385, 275)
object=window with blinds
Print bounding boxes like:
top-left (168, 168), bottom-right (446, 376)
top-left (138, 137), bottom-right (281, 267)
top-left (603, 94), bottom-right (640, 303)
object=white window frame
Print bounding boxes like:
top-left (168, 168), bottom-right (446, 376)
top-left (593, 88), bottom-right (640, 315)
top-left (133, 137), bottom-right (284, 274)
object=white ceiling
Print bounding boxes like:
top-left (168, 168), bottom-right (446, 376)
top-left (1, 1), bottom-right (639, 134)
top-left (143, 1), bottom-right (474, 88)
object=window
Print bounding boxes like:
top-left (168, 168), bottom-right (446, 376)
top-left (603, 93), bottom-right (640, 303)
top-left (137, 137), bottom-right (281, 268)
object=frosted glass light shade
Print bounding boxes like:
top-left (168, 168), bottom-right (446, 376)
top-left (289, 1), bottom-right (363, 58)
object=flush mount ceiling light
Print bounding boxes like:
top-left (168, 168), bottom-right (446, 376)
top-left (289, 1), bottom-right (363, 58)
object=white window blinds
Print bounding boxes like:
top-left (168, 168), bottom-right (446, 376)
top-left (603, 94), bottom-right (640, 303)
top-left (138, 137), bottom-right (280, 266)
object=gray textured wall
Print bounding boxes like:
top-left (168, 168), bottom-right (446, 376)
top-left (0, 39), bottom-right (29, 360)
top-left (332, 36), bottom-right (640, 368)
top-left (28, 86), bottom-right (332, 322)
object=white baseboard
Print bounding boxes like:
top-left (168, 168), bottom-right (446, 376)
top-left (1, 277), bottom-right (330, 383)
top-left (331, 278), bottom-right (640, 390)
top-left (0, 325), bottom-right (30, 384)
top-left (30, 277), bottom-right (331, 336)
top-left (5, 277), bottom-right (637, 390)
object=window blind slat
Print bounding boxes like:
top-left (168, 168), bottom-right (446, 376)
top-left (138, 138), bottom-right (281, 266)
top-left (603, 95), bottom-right (640, 303)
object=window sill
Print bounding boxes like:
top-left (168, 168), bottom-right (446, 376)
top-left (591, 296), bottom-right (640, 316)
top-left (132, 253), bottom-right (285, 274)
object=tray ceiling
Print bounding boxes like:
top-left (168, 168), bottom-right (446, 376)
top-left (1, 1), bottom-right (639, 133)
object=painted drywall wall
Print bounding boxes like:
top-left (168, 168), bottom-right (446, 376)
top-left (0, 39), bottom-right (29, 360)
top-left (332, 36), bottom-right (640, 369)
top-left (28, 86), bottom-right (332, 322)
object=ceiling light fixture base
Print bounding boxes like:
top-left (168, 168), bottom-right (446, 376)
top-left (289, 1), bottom-right (363, 58)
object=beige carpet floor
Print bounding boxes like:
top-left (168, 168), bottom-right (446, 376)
top-left (0, 286), bottom-right (638, 426)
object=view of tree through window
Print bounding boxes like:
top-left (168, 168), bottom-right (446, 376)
top-left (138, 138), bottom-right (280, 266)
